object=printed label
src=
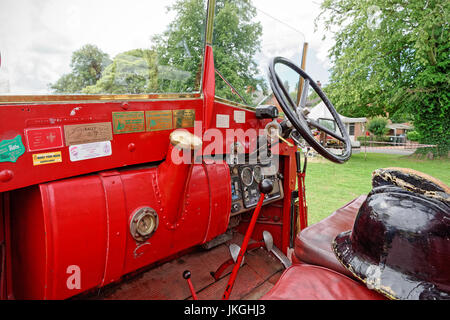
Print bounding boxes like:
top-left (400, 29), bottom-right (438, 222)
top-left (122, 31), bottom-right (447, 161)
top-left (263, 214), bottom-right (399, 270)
top-left (25, 127), bottom-right (64, 152)
top-left (32, 151), bottom-right (62, 166)
top-left (173, 109), bottom-right (195, 128)
top-left (69, 141), bottom-right (112, 162)
top-left (216, 114), bottom-right (230, 128)
top-left (234, 110), bottom-right (246, 124)
top-left (64, 122), bottom-right (113, 146)
top-left (0, 135), bottom-right (26, 163)
top-left (112, 111), bottom-right (145, 134)
top-left (146, 110), bottom-right (173, 131)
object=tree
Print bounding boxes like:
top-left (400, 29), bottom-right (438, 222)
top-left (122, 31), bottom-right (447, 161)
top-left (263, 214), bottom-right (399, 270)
top-left (212, 0), bottom-right (266, 105)
top-left (317, 0), bottom-right (449, 155)
top-left (82, 49), bottom-right (158, 94)
top-left (367, 117), bottom-right (388, 138)
top-left (49, 73), bottom-right (83, 94)
top-left (49, 1), bottom-right (266, 106)
top-left (50, 44), bottom-right (111, 93)
top-left (152, 0), bottom-right (207, 94)
top-left (153, 0), bottom-right (266, 104)
top-left (407, 130), bottom-right (420, 142)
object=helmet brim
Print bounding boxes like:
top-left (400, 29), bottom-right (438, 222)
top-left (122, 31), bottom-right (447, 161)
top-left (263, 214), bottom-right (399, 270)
top-left (333, 230), bottom-right (450, 300)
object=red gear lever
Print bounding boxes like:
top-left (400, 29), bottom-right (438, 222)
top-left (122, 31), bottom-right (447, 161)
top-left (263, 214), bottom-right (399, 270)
top-left (182, 270), bottom-right (198, 300)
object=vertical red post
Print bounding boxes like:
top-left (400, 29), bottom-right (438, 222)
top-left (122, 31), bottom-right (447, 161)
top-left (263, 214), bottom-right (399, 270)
top-left (201, 0), bottom-right (216, 133)
top-left (0, 193), bottom-right (4, 299)
top-left (297, 171), bottom-right (308, 230)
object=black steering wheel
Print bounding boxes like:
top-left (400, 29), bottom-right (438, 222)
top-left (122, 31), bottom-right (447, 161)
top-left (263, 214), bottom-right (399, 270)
top-left (268, 56), bottom-right (352, 163)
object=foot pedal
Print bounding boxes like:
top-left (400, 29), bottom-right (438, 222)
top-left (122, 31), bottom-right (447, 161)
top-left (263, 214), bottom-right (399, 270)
top-left (263, 231), bottom-right (292, 269)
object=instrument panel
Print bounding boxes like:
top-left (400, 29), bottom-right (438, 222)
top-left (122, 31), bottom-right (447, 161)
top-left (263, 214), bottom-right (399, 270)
top-left (229, 163), bottom-right (283, 215)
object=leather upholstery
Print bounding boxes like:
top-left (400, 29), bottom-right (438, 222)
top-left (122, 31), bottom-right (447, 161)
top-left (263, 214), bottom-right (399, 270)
top-left (261, 264), bottom-right (386, 300)
top-left (294, 195), bottom-right (367, 277)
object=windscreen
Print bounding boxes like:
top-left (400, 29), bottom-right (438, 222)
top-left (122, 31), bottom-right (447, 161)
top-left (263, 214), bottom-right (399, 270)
top-left (0, 0), bottom-right (207, 96)
top-left (212, 0), bottom-right (330, 109)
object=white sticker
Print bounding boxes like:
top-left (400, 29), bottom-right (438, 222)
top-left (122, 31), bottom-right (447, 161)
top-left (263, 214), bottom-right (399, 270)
top-left (234, 110), bottom-right (246, 124)
top-left (216, 114), bottom-right (230, 128)
top-left (69, 141), bottom-right (112, 162)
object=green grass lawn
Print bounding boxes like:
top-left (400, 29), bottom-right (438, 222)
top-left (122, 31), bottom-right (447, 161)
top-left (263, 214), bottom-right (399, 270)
top-left (303, 152), bottom-right (450, 226)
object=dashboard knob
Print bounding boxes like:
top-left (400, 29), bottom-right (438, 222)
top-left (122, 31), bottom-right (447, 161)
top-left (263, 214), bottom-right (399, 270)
top-left (183, 270), bottom-right (192, 279)
top-left (259, 179), bottom-right (274, 194)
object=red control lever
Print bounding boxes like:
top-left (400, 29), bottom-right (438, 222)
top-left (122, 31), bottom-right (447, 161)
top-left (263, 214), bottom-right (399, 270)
top-left (222, 179), bottom-right (273, 300)
top-left (183, 270), bottom-right (198, 300)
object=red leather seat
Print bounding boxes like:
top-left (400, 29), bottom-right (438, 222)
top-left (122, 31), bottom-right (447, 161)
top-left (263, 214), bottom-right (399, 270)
top-left (261, 264), bottom-right (386, 300)
top-left (294, 195), bottom-right (366, 277)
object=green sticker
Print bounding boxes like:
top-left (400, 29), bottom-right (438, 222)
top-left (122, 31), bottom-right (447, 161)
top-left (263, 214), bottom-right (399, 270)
top-left (0, 135), bottom-right (26, 163)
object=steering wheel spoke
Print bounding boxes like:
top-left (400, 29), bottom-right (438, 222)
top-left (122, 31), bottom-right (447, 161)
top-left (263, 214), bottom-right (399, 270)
top-left (274, 73), bottom-right (297, 112)
top-left (306, 119), bottom-right (346, 142)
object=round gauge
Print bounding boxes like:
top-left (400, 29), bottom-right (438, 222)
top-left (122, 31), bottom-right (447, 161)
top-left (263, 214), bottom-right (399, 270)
top-left (241, 167), bottom-right (254, 186)
top-left (130, 207), bottom-right (159, 242)
top-left (253, 166), bottom-right (263, 184)
top-left (232, 166), bottom-right (239, 175)
top-left (137, 214), bottom-right (157, 237)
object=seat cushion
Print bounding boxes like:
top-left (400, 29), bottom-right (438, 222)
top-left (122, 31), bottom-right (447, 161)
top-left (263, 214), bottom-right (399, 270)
top-left (294, 195), bottom-right (367, 277)
top-left (261, 264), bottom-right (386, 300)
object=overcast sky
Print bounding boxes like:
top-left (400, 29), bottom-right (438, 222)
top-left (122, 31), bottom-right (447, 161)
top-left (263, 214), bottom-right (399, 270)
top-left (0, 0), bottom-right (333, 94)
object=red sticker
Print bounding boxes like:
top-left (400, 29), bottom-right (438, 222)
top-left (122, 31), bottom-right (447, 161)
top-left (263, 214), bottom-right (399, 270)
top-left (25, 127), bottom-right (64, 152)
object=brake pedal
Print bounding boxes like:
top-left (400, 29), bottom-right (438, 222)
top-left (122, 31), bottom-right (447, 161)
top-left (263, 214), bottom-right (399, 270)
top-left (263, 231), bottom-right (292, 269)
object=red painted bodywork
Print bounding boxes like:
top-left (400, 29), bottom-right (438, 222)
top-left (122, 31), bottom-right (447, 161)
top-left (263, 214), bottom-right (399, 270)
top-left (9, 159), bottom-right (231, 299)
top-left (0, 42), bottom-right (298, 299)
top-left (0, 98), bottom-right (204, 193)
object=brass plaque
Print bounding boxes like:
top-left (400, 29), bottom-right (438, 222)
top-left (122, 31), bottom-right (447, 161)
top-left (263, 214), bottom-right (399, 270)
top-left (146, 110), bottom-right (173, 132)
top-left (64, 122), bottom-right (113, 146)
top-left (173, 109), bottom-right (195, 128)
top-left (112, 111), bottom-right (145, 134)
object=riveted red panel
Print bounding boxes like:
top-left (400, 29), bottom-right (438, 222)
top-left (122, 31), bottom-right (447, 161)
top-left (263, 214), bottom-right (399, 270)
top-left (170, 165), bottom-right (213, 251)
top-left (10, 175), bottom-right (109, 300)
top-left (0, 99), bottom-right (203, 194)
top-left (98, 171), bottom-right (128, 287)
top-left (10, 186), bottom-right (47, 299)
top-left (42, 176), bottom-right (109, 299)
top-left (8, 157), bottom-right (232, 299)
top-left (202, 161), bottom-right (232, 243)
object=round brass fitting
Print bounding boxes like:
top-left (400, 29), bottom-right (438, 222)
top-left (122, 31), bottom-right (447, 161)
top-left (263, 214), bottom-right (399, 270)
top-left (130, 207), bottom-right (159, 242)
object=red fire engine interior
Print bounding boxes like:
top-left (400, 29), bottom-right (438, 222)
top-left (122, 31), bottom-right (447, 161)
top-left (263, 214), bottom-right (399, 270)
top-left (0, 56), bottom-right (388, 300)
top-left (2, 2), bottom-right (447, 301)
top-left (0, 39), bottom-right (382, 301)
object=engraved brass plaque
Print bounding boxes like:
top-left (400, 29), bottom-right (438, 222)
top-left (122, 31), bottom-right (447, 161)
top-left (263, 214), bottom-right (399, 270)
top-left (112, 111), bottom-right (145, 134)
top-left (172, 109), bottom-right (195, 128)
top-left (145, 110), bottom-right (173, 132)
top-left (64, 122), bottom-right (113, 146)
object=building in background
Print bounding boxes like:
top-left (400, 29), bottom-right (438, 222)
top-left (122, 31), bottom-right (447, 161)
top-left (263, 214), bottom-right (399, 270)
top-left (307, 101), bottom-right (367, 144)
